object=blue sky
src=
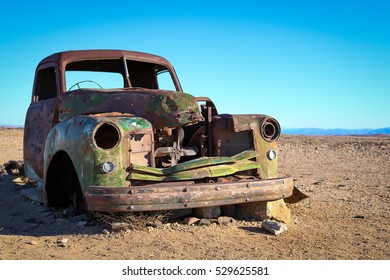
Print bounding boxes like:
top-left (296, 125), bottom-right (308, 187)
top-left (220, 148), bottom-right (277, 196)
top-left (1, 0), bottom-right (389, 129)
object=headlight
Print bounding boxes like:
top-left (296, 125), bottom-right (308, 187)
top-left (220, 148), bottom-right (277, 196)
top-left (94, 122), bottom-right (121, 149)
top-left (267, 150), bottom-right (277, 160)
top-left (100, 161), bottom-right (116, 173)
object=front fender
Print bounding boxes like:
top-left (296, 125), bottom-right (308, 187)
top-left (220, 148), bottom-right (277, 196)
top-left (44, 115), bottom-right (153, 193)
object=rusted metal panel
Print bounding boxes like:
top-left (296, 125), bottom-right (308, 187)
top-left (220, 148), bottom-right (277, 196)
top-left (85, 176), bottom-right (294, 212)
top-left (212, 114), bottom-right (280, 178)
top-left (59, 90), bottom-right (203, 129)
top-left (24, 99), bottom-right (59, 180)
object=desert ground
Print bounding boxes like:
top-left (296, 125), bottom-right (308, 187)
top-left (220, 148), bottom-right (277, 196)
top-left (0, 127), bottom-right (389, 260)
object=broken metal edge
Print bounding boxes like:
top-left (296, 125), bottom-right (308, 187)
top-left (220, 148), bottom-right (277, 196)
top-left (85, 175), bottom-right (293, 212)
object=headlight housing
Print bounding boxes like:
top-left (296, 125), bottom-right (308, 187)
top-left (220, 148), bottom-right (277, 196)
top-left (260, 117), bottom-right (281, 142)
top-left (94, 122), bottom-right (121, 150)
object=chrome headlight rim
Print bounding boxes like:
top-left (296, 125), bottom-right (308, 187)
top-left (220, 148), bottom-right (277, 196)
top-left (100, 161), bottom-right (116, 173)
top-left (266, 149), bottom-right (277, 161)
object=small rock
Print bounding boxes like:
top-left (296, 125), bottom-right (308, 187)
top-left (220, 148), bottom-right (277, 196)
top-left (261, 219), bottom-right (288, 235)
top-left (147, 220), bottom-right (163, 228)
top-left (6, 160), bottom-right (23, 171)
top-left (147, 226), bottom-right (155, 232)
top-left (55, 218), bottom-right (66, 225)
top-left (45, 212), bottom-right (56, 220)
top-left (198, 219), bottom-right (211, 226)
top-left (13, 177), bottom-right (26, 184)
top-left (353, 215), bottom-right (366, 219)
top-left (111, 222), bottom-right (130, 232)
top-left (57, 238), bottom-right (69, 247)
top-left (62, 208), bottom-right (72, 217)
top-left (183, 217), bottom-right (200, 225)
top-left (236, 199), bottom-right (291, 225)
top-left (217, 216), bottom-right (234, 226)
top-left (26, 240), bottom-right (38, 245)
top-left (155, 220), bottom-right (163, 228)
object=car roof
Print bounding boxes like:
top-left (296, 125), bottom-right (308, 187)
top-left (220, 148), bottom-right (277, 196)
top-left (39, 50), bottom-right (174, 68)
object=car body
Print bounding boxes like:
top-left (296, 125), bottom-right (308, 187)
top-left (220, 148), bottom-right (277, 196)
top-left (24, 50), bottom-right (294, 212)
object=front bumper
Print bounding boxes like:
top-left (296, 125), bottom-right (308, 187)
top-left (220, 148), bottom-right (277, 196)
top-left (85, 175), bottom-right (294, 212)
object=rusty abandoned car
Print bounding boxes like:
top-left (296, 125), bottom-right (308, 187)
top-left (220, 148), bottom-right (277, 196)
top-left (24, 50), bottom-right (299, 217)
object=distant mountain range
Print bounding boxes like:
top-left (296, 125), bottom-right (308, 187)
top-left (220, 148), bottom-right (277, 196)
top-left (282, 127), bottom-right (390, 136)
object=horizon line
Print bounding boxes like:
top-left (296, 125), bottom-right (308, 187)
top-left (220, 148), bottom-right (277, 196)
top-left (1, 125), bottom-right (389, 130)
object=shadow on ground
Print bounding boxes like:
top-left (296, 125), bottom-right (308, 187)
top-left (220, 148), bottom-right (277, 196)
top-left (0, 174), bottom-right (105, 237)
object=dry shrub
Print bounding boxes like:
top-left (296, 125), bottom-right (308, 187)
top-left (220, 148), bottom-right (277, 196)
top-left (93, 211), bottom-right (170, 231)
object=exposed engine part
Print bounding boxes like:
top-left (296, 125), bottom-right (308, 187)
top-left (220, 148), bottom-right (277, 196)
top-left (154, 127), bottom-right (198, 166)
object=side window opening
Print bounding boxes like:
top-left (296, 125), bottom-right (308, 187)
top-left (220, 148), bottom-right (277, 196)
top-left (33, 67), bottom-right (57, 102)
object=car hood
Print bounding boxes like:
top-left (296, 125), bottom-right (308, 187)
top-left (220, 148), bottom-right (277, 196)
top-left (59, 88), bottom-right (203, 129)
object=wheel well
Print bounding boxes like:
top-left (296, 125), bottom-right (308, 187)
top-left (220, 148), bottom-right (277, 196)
top-left (45, 151), bottom-right (84, 208)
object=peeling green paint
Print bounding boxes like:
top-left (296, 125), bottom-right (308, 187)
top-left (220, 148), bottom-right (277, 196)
top-left (129, 160), bottom-right (259, 181)
top-left (59, 90), bottom-right (203, 128)
top-left (130, 156), bottom-right (233, 175)
top-left (118, 118), bottom-right (151, 131)
top-left (129, 150), bottom-right (259, 181)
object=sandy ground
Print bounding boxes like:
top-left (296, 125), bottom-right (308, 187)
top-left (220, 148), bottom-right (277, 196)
top-left (0, 128), bottom-right (389, 260)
